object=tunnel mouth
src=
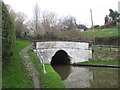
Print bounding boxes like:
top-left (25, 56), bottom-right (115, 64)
top-left (51, 50), bottom-right (71, 66)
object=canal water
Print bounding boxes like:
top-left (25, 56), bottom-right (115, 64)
top-left (52, 65), bottom-right (119, 88)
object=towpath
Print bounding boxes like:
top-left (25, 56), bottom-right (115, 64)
top-left (19, 45), bottom-right (40, 88)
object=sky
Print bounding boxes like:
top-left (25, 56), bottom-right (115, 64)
top-left (3, 0), bottom-right (119, 27)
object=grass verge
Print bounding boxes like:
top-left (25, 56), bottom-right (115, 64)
top-left (27, 49), bottom-right (66, 88)
top-left (2, 40), bottom-right (33, 88)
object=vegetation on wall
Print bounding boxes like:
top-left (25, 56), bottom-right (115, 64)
top-left (2, 2), bottom-right (16, 62)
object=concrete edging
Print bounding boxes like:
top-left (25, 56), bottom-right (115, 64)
top-left (72, 64), bottom-right (120, 68)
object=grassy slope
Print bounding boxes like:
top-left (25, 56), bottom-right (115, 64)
top-left (80, 27), bottom-right (118, 38)
top-left (28, 49), bottom-right (66, 88)
top-left (2, 40), bottom-right (33, 88)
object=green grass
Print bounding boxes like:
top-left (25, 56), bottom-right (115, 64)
top-left (80, 27), bottom-right (118, 38)
top-left (43, 64), bottom-right (66, 88)
top-left (2, 40), bottom-right (33, 88)
top-left (92, 45), bottom-right (120, 51)
top-left (76, 61), bottom-right (120, 65)
top-left (28, 49), bottom-right (66, 88)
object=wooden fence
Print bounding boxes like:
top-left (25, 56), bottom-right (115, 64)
top-left (93, 45), bottom-right (119, 51)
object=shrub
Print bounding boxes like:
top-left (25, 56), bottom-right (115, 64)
top-left (95, 36), bottom-right (119, 45)
top-left (33, 29), bottom-right (89, 42)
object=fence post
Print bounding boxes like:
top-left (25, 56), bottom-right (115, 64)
top-left (100, 45), bottom-right (102, 50)
top-left (110, 45), bottom-right (111, 51)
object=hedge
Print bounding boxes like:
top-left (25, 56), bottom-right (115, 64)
top-left (2, 2), bottom-right (16, 62)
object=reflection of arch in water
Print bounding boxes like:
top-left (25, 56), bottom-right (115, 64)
top-left (52, 65), bottom-right (71, 80)
top-left (51, 50), bottom-right (71, 66)
top-left (63, 67), bottom-right (93, 88)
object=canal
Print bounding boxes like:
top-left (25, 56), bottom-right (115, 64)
top-left (52, 65), bottom-right (119, 88)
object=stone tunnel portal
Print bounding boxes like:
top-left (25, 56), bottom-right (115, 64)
top-left (51, 50), bottom-right (71, 66)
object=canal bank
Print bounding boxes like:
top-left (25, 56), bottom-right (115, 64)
top-left (92, 50), bottom-right (119, 62)
top-left (73, 50), bottom-right (120, 68)
top-left (72, 63), bottom-right (120, 68)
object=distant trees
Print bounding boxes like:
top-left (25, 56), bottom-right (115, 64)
top-left (29, 3), bottom-right (58, 36)
top-left (2, 2), bottom-right (16, 62)
top-left (109, 9), bottom-right (120, 22)
top-left (41, 10), bottom-right (58, 33)
top-left (104, 9), bottom-right (120, 26)
top-left (104, 15), bottom-right (109, 24)
top-left (15, 12), bottom-right (28, 38)
top-left (30, 4), bottom-right (78, 34)
top-left (7, 4), bottom-right (28, 39)
top-left (57, 16), bottom-right (77, 31)
top-left (26, 3), bottom-right (88, 41)
top-left (6, 4), bottom-right (16, 19)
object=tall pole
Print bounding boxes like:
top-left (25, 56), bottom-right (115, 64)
top-left (90, 9), bottom-right (95, 45)
top-left (118, 1), bottom-right (120, 13)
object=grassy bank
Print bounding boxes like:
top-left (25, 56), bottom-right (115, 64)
top-left (81, 27), bottom-right (119, 45)
top-left (2, 40), bottom-right (33, 88)
top-left (76, 48), bottom-right (119, 66)
top-left (27, 49), bottom-right (66, 88)
top-left (80, 27), bottom-right (118, 38)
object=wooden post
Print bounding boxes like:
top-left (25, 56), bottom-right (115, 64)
top-left (90, 9), bottom-right (95, 45)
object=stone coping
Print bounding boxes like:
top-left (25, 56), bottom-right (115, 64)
top-left (72, 64), bottom-right (120, 68)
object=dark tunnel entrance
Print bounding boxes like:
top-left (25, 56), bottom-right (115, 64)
top-left (51, 50), bottom-right (71, 66)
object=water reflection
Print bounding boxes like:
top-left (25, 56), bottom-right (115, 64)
top-left (52, 65), bottom-right (71, 80)
top-left (52, 65), bottom-right (119, 88)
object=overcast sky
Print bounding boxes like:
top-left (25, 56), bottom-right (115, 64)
top-left (3, 0), bottom-right (119, 27)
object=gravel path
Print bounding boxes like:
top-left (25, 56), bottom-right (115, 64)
top-left (19, 45), bottom-right (40, 88)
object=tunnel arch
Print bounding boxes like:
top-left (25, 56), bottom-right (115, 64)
top-left (51, 50), bottom-right (71, 66)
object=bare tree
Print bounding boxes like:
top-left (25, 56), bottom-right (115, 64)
top-left (33, 3), bottom-right (41, 34)
top-left (26, 20), bottom-right (36, 34)
top-left (6, 4), bottom-right (16, 19)
top-left (15, 12), bottom-right (27, 38)
top-left (57, 16), bottom-right (77, 31)
top-left (57, 17), bottom-right (66, 31)
top-left (41, 10), bottom-right (58, 33)
top-left (15, 12), bottom-right (27, 22)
